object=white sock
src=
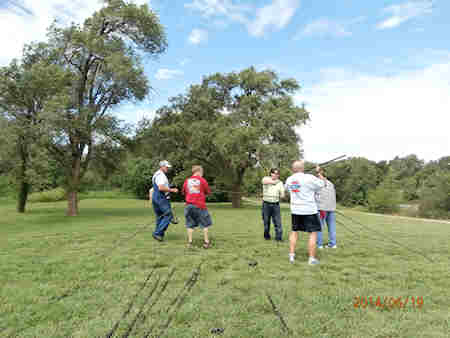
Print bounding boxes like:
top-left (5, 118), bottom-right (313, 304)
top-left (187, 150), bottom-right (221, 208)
top-left (289, 253), bottom-right (295, 259)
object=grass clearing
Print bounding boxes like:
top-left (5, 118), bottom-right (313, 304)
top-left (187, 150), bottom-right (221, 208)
top-left (0, 199), bottom-right (449, 337)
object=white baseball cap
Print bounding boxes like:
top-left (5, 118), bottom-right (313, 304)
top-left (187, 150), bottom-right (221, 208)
top-left (159, 160), bottom-right (172, 168)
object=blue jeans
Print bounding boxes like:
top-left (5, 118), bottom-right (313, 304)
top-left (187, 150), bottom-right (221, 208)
top-left (317, 211), bottom-right (336, 247)
top-left (152, 199), bottom-right (173, 237)
top-left (262, 202), bottom-right (282, 240)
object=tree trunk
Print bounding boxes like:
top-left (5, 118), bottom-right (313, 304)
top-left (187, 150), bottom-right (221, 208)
top-left (17, 180), bottom-right (30, 213)
top-left (67, 156), bottom-right (81, 216)
top-left (67, 190), bottom-right (78, 216)
top-left (16, 138), bottom-right (29, 213)
top-left (231, 182), bottom-right (241, 208)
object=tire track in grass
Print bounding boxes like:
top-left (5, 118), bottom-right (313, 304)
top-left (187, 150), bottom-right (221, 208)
top-left (143, 263), bottom-right (203, 338)
top-left (120, 274), bottom-right (161, 338)
top-left (123, 267), bottom-right (176, 337)
top-left (104, 269), bottom-right (155, 338)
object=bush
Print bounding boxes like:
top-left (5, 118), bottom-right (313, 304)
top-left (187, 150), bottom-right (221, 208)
top-left (122, 158), bottom-right (155, 200)
top-left (367, 186), bottom-right (401, 214)
top-left (28, 187), bottom-right (66, 203)
top-left (418, 171), bottom-right (450, 219)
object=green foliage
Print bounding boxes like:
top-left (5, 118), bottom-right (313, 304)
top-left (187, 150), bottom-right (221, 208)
top-left (139, 67), bottom-right (309, 207)
top-left (78, 189), bottom-right (133, 200)
top-left (418, 170), bottom-right (450, 219)
top-left (368, 186), bottom-right (401, 214)
top-left (367, 172), bottom-right (401, 214)
top-left (122, 157), bottom-right (156, 200)
top-left (401, 176), bottom-right (420, 201)
top-left (326, 157), bottom-right (379, 206)
top-left (28, 187), bottom-right (66, 203)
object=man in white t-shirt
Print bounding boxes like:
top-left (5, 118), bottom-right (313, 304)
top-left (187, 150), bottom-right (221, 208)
top-left (151, 160), bottom-right (178, 241)
top-left (285, 160), bottom-right (325, 265)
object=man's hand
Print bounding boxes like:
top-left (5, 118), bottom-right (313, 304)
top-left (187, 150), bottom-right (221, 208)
top-left (316, 166), bottom-right (325, 180)
top-left (170, 187), bottom-right (179, 193)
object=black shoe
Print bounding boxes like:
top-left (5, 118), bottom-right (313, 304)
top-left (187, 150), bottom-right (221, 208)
top-left (152, 234), bottom-right (163, 242)
top-left (275, 238), bottom-right (283, 242)
top-left (264, 237), bottom-right (271, 240)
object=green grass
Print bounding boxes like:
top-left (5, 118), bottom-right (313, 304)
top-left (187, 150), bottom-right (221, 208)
top-left (0, 199), bottom-right (449, 338)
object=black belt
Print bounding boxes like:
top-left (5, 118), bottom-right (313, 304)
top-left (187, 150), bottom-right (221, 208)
top-left (263, 201), bottom-right (279, 204)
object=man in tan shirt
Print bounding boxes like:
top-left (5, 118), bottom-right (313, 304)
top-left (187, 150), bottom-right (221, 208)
top-left (261, 168), bottom-right (285, 241)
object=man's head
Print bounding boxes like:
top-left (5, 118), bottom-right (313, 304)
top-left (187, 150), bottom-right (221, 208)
top-left (270, 168), bottom-right (280, 180)
top-left (159, 160), bottom-right (172, 173)
top-left (192, 165), bottom-right (203, 177)
top-left (292, 160), bottom-right (305, 173)
top-left (317, 167), bottom-right (326, 178)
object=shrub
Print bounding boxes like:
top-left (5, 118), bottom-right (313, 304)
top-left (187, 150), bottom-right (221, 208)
top-left (28, 187), bottom-right (66, 203)
top-left (418, 171), bottom-right (450, 219)
top-left (367, 186), bottom-right (401, 214)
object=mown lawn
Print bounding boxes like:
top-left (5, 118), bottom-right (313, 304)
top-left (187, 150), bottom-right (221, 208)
top-left (0, 199), bottom-right (449, 337)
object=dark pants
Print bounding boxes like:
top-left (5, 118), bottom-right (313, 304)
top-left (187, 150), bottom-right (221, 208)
top-left (262, 201), bottom-right (282, 240)
top-left (152, 198), bottom-right (173, 237)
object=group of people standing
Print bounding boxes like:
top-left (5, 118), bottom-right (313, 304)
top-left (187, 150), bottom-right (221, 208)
top-left (261, 160), bottom-right (337, 265)
top-left (150, 159), bottom-right (336, 265)
top-left (150, 161), bottom-right (212, 248)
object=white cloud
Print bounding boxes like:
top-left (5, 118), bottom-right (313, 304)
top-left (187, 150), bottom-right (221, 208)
top-left (247, 0), bottom-right (300, 37)
top-left (185, 0), bottom-right (300, 37)
top-left (295, 59), bottom-right (450, 163)
top-left (155, 68), bottom-right (184, 80)
top-left (0, 0), bottom-right (149, 66)
top-left (188, 28), bottom-right (208, 44)
top-left (377, 1), bottom-right (433, 30)
top-left (300, 18), bottom-right (351, 38)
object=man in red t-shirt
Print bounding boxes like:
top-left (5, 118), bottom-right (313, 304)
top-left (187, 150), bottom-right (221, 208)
top-left (182, 165), bottom-right (212, 248)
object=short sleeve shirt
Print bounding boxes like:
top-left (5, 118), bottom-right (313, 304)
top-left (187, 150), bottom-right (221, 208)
top-left (152, 170), bottom-right (169, 197)
top-left (285, 172), bottom-right (325, 215)
top-left (182, 175), bottom-right (211, 209)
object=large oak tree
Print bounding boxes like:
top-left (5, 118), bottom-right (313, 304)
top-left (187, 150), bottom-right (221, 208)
top-left (40, 0), bottom-right (167, 215)
top-left (144, 67), bottom-right (309, 207)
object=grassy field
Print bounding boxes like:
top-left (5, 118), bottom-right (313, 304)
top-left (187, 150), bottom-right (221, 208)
top-left (0, 198), bottom-right (449, 338)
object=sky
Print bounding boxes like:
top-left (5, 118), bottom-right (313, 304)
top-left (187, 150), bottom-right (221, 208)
top-left (1, 0), bottom-right (449, 163)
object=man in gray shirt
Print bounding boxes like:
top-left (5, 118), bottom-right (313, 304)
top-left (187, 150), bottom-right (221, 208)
top-left (315, 168), bottom-right (337, 249)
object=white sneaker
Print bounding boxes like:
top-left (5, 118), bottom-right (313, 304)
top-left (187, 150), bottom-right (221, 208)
top-left (318, 246), bottom-right (324, 249)
top-left (327, 245), bottom-right (337, 249)
top-left (308, 257), bottom-right (320, 265)
top-left (289, 255), bottom-right (295, 263)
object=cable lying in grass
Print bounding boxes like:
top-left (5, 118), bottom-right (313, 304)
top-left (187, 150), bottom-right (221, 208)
top-left (105, 269), bottom-right (155, 338)
top-left (266, 293), bottom-right (292, 335)
top-left (335, 210), bottom-right (434, 263)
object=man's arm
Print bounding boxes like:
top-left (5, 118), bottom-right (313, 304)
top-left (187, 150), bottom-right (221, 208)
top-left (158, 184), bottom-right (178, 193)
top-left (203, 179), bottom-right (211, 195)
top-left (262, 176), bottom-right (277, 185)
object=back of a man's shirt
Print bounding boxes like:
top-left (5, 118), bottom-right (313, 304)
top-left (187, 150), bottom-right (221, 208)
top-left (285, 172), bottom-right (325, 215)
top-left (183, 175), bottom-right (211, 209)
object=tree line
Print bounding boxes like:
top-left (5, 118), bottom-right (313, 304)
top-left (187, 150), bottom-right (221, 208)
top-left (0, 1), bottom-right (448, 220)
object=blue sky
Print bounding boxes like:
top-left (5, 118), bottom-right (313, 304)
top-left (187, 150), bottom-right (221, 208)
top-left (1, 0), bottom-right (449, 163)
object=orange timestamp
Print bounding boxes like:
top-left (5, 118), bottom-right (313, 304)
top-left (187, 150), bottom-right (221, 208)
top-left (353, 296), bottom-right (424, 309)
